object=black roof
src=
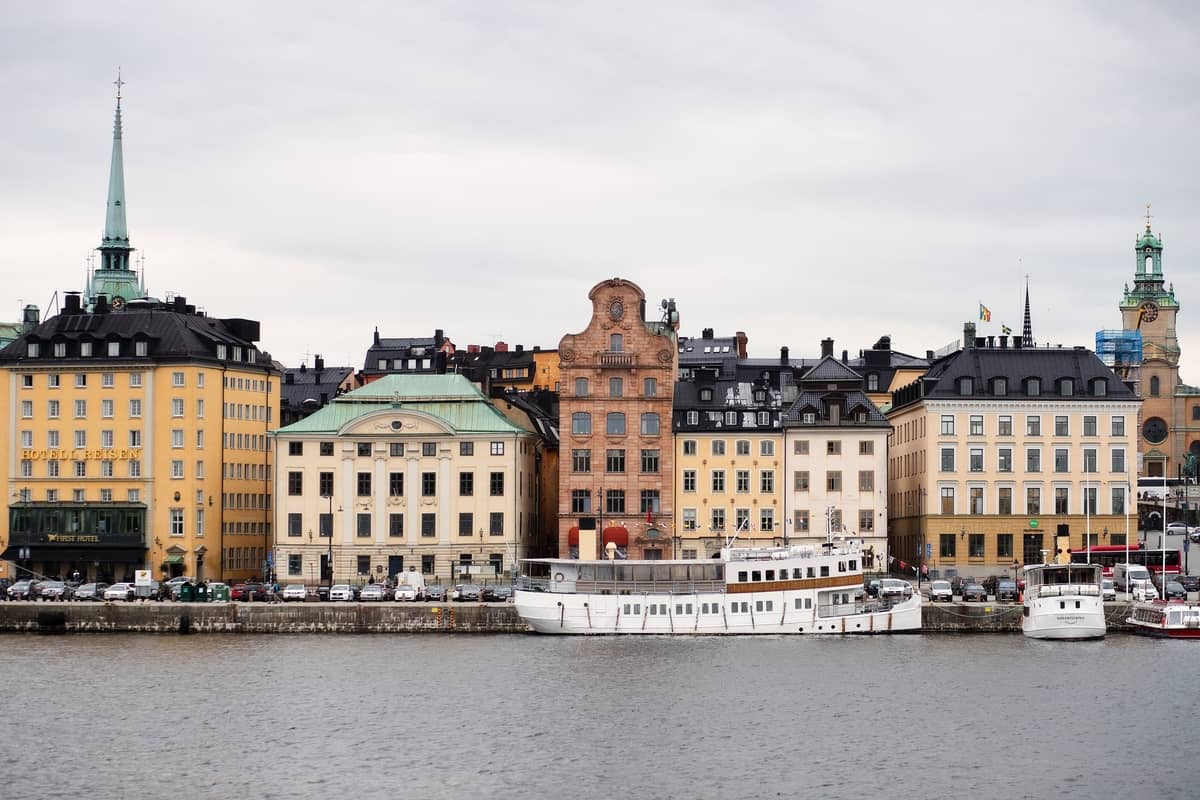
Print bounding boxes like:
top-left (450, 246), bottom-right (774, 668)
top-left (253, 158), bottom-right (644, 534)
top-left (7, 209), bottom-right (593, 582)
top-left (281, 364), bottom-right (354, 411)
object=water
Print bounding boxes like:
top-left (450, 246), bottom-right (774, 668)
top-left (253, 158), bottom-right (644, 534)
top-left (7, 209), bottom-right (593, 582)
top-left (0, 633), bottom-right (1193, 799)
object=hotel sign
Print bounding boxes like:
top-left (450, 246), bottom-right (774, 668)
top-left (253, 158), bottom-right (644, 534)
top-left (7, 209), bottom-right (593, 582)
top-left (21, 448), bottom-right (137, 461)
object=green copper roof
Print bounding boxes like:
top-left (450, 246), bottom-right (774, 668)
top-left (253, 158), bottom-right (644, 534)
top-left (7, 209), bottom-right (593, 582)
top-left (1136, 227), bottom-right (1162, 250)
top-left (101, 95), bottom-right (129, 250)
top-left (278, 373), bottom-right (531, 435)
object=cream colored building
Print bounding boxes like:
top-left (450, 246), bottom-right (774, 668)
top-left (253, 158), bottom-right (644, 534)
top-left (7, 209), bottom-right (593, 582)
top-left (888, 333), bottom-right (1141, 576)
top-left (272, 374), bottom-right (537, 585)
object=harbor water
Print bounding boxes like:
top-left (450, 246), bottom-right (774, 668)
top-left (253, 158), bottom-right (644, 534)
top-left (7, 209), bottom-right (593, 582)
top-left (0, 633), bottom-right (1193, 799)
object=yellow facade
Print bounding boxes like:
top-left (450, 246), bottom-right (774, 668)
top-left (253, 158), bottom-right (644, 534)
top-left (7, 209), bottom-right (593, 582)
top-left (674, 431), bottom-right (785, 557)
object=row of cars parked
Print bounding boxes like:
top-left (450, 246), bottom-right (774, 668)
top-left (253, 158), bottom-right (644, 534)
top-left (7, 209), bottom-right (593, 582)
top-left (287, 582), bottom-right (514, 602)
top-left (926, 575), bottom-right (1019, 603)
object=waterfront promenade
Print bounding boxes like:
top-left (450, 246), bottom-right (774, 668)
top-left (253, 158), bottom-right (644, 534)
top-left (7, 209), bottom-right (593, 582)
top-left (0, 600), bottom-right (1138, 634)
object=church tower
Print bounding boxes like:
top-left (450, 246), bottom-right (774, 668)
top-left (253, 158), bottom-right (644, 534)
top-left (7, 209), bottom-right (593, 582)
top-left (1119, 208), bottom-right (1183, 477)
top-left (86, 73), bottom-right (144, 310)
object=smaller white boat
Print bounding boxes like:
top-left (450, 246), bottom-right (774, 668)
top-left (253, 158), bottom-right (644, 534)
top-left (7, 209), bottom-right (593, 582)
top-left (1127, 600), bottom-right (1200, 639)
top-left (1020, 562), bottom-right (1105, 640)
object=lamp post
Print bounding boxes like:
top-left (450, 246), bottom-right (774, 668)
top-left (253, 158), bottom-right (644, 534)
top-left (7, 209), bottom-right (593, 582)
top-left (595, 487), bottom-right (604, 560)
top-left (917, 487), bottom-right (927, 588)
top-left (323, 493), bottom-right (334, 586)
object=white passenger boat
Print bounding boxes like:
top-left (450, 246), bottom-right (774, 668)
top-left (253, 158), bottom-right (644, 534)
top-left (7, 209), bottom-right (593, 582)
top-left (1020, 563), bottom-right (1106, 640)
top-left (513, 541), bottom-right (921, 635)
top-left (1127, 600), bottom-right (1200, 639)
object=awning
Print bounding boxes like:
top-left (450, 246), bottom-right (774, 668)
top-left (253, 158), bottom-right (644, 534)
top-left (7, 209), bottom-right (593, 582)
top-left (567, 527), bottom-right (579, 546)
top-left (0, 545), bottom-right (147, 563)
top-left (602, 526), bottom-right (629, 547)
top-left (163, 555), bottom-right (185, 565)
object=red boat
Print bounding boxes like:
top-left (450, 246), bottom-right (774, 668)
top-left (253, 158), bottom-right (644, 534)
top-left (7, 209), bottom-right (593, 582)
top-left (1127, 600), bottom-right (1200, 638)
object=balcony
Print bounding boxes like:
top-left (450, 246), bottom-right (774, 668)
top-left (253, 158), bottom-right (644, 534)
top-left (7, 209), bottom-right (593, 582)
top-left (596, 351), bottom-right (635, 369)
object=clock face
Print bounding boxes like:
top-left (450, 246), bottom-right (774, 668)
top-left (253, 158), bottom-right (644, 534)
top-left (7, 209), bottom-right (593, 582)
top-left (1143, 416), bottom-right (1168, 444)
top-left (609, 300), bottom-right (624, 321)
top-left (1140, 301), bottom-right (1159, 322)
top-left (111, 296), bottom-right (126, 311)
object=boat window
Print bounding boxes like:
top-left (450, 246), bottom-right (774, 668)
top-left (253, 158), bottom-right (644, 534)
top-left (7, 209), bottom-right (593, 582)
top-left (765, 600), bottom-right (773, 611)
top-left (633, 604), bottom-right (641, 614)
top-left (616, 565), bottom-right (633, 582)
top-left (579, 565), bottom-right (595, 580)
top-left (659, 604), bottom-right (667, 615)
top-left (714, 565), bottom-right (724, 581)
top-left (623, 604), bottom-right (631, 615)
top-left (755, 601), bottom-right (763, 612)
top-left (652, 565), bottom-right (671, 582)
top-left (765, 570), bottom-right (775, 580)
top-left (752, 571), bottom-right (762, 581)
top-left (649, 605), bottom-right (657, 615)
top-left (701, 603), bottom-right (709, 613)
top-left (820, 566), bottom-right (829, 577)
top-left (832, 595), bottom-right (840, 605)
top-left (793, 568), bottom-right (802, 579)
top-left (1060, 601), bottom-right (1065, 609)
top-left (849, 560), bottom-right (857, 571)
top-left (838, 561), bottom-right (846, 572)
top-left (742, 602), bottom-right (749, 612)
top-left (1075, 601), bottom-right (1081, 609)
top-left (596, 564), bottom-right (614, 581)
top-left (675, 604), bottom-right (683, 615)
top-left (729, 603), bottom-right (738, 614)
top-left (686, 604), bottom-right (693, 614)
top-left (807, 567), bottom-right (816, 578)
top-left (671, 564), bottom-right (689, 581)
top-left (738, 571), bottom-right (748, 582)
top-left (633, 565), bottom-right (653, 582)
top-left (795, 598), bottom-right (803, 609)
top-left (805, 598), bottom-right (812, 609)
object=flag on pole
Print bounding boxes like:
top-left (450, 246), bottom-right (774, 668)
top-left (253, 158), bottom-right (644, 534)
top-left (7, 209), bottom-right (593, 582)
top-left (979, 303), bottom-right (992, 322)
top-left (1001, 324), bottom-right (1012, 335)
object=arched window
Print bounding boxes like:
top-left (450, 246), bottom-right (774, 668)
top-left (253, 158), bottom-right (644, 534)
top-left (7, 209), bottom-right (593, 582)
top-left (1150, 376), bottom-right (1160, 396)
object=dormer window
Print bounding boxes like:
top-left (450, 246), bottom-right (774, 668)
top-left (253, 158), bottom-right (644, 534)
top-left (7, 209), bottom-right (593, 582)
top-left (216, 344), bottom-right (227, 360)
top-left (725, 411), bottom-right (737, 426)
top-left (867, 373), bottom-right (879, 392)
top-left (686, 410), bottom-right (699, 425)
top-left (53, 341), bottom-right (67, 357)
top-left (1059, 378), bottom-right (1074, 397)
top-left (1092, 379), bottom-right (1107, 397)
top-left (135, 341), bottom-right (148, 357)
top-left (699, 388), bottom-right (713, 402)
top-left (233, 346), bottom-right (243, 362)
top-left (754, 390), bottom-right (766, 403)
top-left (378, 359), bottom-right (387, 370)
top-left (803, 412), bottom-right (816, 424)
top-left (957, 377), bottom-right (973, 395)
top-left (1026, 378), bottom-right (1040, 396)
top-left (993, 378), bottom-right (1007, 396)
top-left (26, 342), bottom-right (39, 357)
top-left (80, 342), bottom-right (93, 357)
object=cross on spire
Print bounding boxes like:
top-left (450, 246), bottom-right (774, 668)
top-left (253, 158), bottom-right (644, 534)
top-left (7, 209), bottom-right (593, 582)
top-left (1145, 202), bottom-right (1153, 231)
top-left (114, 68), bottom-right (125, 103)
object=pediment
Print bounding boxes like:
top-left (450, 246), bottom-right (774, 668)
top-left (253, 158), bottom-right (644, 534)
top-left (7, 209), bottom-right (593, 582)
top-left (341, 409), bottom-right (455, 436)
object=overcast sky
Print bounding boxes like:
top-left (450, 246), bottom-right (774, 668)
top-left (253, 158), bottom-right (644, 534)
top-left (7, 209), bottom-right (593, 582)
top-left (3, 2), bottom-right (1199, 376)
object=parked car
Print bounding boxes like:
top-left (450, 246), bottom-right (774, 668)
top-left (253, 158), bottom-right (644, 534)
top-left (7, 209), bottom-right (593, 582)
top-left (162, 577), bottom-right (195, 599)
top-left (994, 579), bottom-right (1018, 602)
top-left (393, 584), bottom-right (420, 601)
top-left (37, 580), bottom-right (71, 601)
top-left (281, 584), bottom-right (308, 602)
top-left (1174, 574), bottom-right (1200, 593)
top-left (878, 578), bottom-right (912, 599)
top-left (423, 584), bottom-right (446, 602)
top-left (980, 575), bottom-right (1003, 596)
top-left (328, 584), bottom-right (355, 601)
top-left (962, 581), bottom-right (988, 602)
top-left (359, 584), bottom-right (388, 602)
top-left (1160, 580), bottom-right (1187, 601)
top-left (230, 582), bottom-right (270, 601)
top-left (1101, 578), bottom-right (1117, 602)
top-left (1166, 522), bottom-right (1195, 536)
top-left (316, 585), bottom-right (331, 602)
top-left (0, 578), bottom-right (11, 599)
top-left (951, 576), bottom-right (978, 597)
top-left (1131, 579), bottom-right (1159, 602)
top-left (928, 580), bottom-right (953, 602)
top-left (104, 583), bottom-right (136, 601)
top-left (491, 586), bottom-right (514, 603)
top-left (8, 580), bottom-right (41, 600)
top-left (453, 583), bottom-right (482, 601)
top-left (72, 582), bottom-right (110, 601)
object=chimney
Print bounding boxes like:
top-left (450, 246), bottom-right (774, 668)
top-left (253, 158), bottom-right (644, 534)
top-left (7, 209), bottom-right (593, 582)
top-left (435, 329), bottom-right (444, 348)
top-left (373, 327), bottom-right (380, 347)
top-left (926, 350), bottom-right (934, 360)
top-left (735, 331), bottom-right (748, 358)
top-left (841, 349), bottom-right (848, 364)
top-left (780, 346), bottom-right (789, 364)
top-left (515, 344), bottom-right (524, 353)
top-left (963, 322), bottom-right (976, 349)
top-left (467, 344), bottom-right (480, 354)
top-left (821, 338), bottom-right (834, 358)
top-left (495, 341), bottom-right (509, 353)
top-left (285, 372), bottom-right (295, 384)
top-left (173, 295), bottom-right (186, 313)
top-left (987, 336), bottom-right (995, 348)
top-left (999, 335), bottom-right (1008, 349)
top-left (299, 362), bottom-right (307, 374)
top-left (532, 345), bottom-right (540, 352)
top-left (702, 328), bottom-right (714, 339)
top-left (64, 293), bottom-right (82, 314)
top-left (94, 294), bottom-right (110, 315)
top-left (314, 355), bottom-right (325, 371)
top-left (21, 304), bottom-right (39, 327)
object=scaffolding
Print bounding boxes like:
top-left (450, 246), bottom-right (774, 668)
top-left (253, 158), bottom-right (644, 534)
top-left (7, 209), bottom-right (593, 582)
top-left (1095, 330), bottom-right (1142, 383)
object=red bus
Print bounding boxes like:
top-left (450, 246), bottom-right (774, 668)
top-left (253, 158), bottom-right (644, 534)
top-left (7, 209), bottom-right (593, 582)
top-left (1069, 544), bottom-right (1181, 578)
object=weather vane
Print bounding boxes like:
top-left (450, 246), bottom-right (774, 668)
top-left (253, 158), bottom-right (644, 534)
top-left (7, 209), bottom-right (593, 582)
top-left (114, 68), bottom-right (125, 103)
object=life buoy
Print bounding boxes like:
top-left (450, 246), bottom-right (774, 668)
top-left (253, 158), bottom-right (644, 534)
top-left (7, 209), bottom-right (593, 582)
top-left (554, 572), bottom-right (565, 583)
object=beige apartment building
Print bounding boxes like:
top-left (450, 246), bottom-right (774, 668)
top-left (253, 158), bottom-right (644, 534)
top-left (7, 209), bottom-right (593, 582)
top-left (888, 329), bottom-right (1141, 577)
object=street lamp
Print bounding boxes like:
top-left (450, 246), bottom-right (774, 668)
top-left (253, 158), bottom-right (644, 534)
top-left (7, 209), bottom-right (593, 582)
top-left (917, 487), bottom-right (927, 588)
top-left (322, 493), bottom-right (334, 586)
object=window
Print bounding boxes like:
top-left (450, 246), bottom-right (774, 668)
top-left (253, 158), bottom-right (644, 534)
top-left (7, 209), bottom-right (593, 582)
top-left (48, 430), bottom-right (60, 448)
top-left (609, 377), bottom-right (623, 397)
top-left (609, 333), bottom-right (623, 352)
top-left (420, 442), bottom-right (436, 457)
top-left (1055, 487), bottom-right (1069, 514)
top-left (794, 440), bottom-right (809, 455)
top-left (1060, 379), bottom-right (1074, 397)
top-left (606, 490), bottom-right (625, 514)
top-left (129, 459), bottom-right (141, 478)
top-left (711, 440), bottom-right (725, 456)
top-left (998, 448), bottom-right (1012, 472)
top-left (941, 448), bottom-right (955, 472)
top-left (357, 442), bottom-right (371, 457)
top-left (352, 513), bottom-right (370, 538)
top-left (128, 429), bottom-right (141, 448)
top-left (998, 415), bottom-right (1012, 436)
top-left (490, 441), bottom-right (504, 456)
top-left (858, 440), bottom-right (873, 456)
top-left (699, 388), bottom-right (713, 402)
top-left (993, 378), bottom-right (1007, 396)
top-left (969, 415), bottom-right (984, 436)
top-left (761, 508), bottom-right (776, 532)
top-left (172, 371), bottom-right (185, 387)
top-left (458, 512), bottom-right (474, 537)
top-left (288, 471), bottom-right (303, 495)
top-left (319, 471), bottom-right (334, 496)
top-left (958, 377), bottom-right (973, 395)
top-left (571, 490), bottom-right (591, 514)
top-left (1027, 448), bottom-right (1041, 472)
top-left (170, 508), bottom-right (185, 536)
top-left (1054, 449), bottom-right (1069, 473)
top-left (683, 470), bottom-right (696, 492)
top-left (1027, 487), bottom-right (1041, 515)
top-left (21, 374), bottom-right (33, 388)
top-left (20, 400), bottom-right (31, 418)
top-left (287, 513), bottom-right (303, 537)
top-left (640, 413), bottom-right (659, 435)
top-left (1083, 416), bottom-right (1097, 437)
top-left (489, 472), bottom-right (505, 496)
top-left (826, 440), bottom-right (841, 455)
top-left (711, 508), bottom-right (726, 531)
top-left (1111, 448), bottom-right (1125, 473)
top-left (998, 487), bottom-right (1013, 515)
top-left (826, 471), bottom-right (842, 492)
top-left (606, 449), bottom-right (626, 473)
top-left (997, 533), bottom-right (1013, 559)
top-left (571, 412), bottom-right (592, 435)
top-left (858, 510), bottom-right (873, 532)
top-left (1112, 486), bottom-right (1125, 515)
top-left (1112, 416), bottom-right (1125, 437)
top-left (686, 411), bottom-right (699, 425)
top-left (736, 439), bottom-right (751, 456)
top-left (1054, 416), bottom-right (1069, 436)
top-left (794, 510), bottom-right (809, 531)
top-left (857, 470), bottom-right (873, 492)
top-left (641, 449), bottom-right (660, 473)
top-left (711, 470), bottom-right (725, 492)
top-left (171, 398), bottom-right (184, 417)
top-left (1027, 378), bottom-right (1040, 396)
top-left (682, 508), bottom-right (696, 530)
top-left (968, 534), bottom-right (985, 558)
top-left (1149, 376), bottom-right (1160, 396)
top-left (1083, 448), bottom-right (1098, 473)
top-left (969, 448), bottom-right (983, 472)
top-left (761, 471), bottom-right (775, 493)
top-left (171, 460), bottom-right (184, 479)
top-left (1026, 415), bottom-right (1040, 436)
top-left (73, 429), bottom-right (86, 448)
top-left (571, 449), bottom-right (591, 473)
top-left (1083, 486), bottom-right (1097, 515)
top-left (639, 490), bottom-right (660, 514)
top-left (940, 488), bottom-right (954, 514)
top-left (27, 342), bottom-right (38, 357)
top-left (643, 378), bottom-right (658, 397)
top-left (970, 488), bottom-right (983, 515)
top-left (735, 470), bottom-right (750, 492)
top-left (48, 400), bottom-right (60, 418)
top-left (357, 472), bottom-right (372, 496)
top-left (794, 470), bottom-right (810, 491)
top-left (940, 533), bottom-right (956, 558)
top-left (574, 377), bottom-right (589, 397)
top-left (421, 514), bottom-right (436, 537)
top-left (422, 472), bottom-right (436, 496)
top-left (195, 430), bottom-right (204, 449)
top-left (74, 399), bottom-right (87, 418)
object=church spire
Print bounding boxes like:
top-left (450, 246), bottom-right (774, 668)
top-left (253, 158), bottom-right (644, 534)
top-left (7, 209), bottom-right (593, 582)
top-left (88, 70), bottom-right (143, 309)
top-left (1022, 277), bottom-right (1034, 348)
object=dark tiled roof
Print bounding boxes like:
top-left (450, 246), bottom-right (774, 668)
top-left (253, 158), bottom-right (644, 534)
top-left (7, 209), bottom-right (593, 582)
top-left (281, 365), bottom-right (354, 410)
top-left (783, 390), bottom-right (889, 427)
top-left (801, 355), bottom-right (863, 384)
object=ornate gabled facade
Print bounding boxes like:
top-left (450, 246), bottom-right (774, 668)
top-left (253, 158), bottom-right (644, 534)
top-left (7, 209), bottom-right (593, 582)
top-left (1118, 214), bottom-right (1200, 477)
top-left (557, 279), bottom-right (679, 559)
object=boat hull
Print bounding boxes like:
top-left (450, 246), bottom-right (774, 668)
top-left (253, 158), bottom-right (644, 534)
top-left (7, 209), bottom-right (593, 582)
top-left (515, 589), bottom-right (923, 635)
top-left (1021, 596), bottom-right (1106, 640)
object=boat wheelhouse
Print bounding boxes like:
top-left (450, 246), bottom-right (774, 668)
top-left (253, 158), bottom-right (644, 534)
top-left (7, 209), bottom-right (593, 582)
top-left (1127, 600), bottom-right (1200, 638)
top-left (1020, 562), bottom-right (1106, 640)
top-left (513, 541), bottom-right (921, 635)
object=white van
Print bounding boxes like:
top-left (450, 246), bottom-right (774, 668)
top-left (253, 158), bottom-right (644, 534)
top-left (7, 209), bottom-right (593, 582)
top-left (1113, 563), bottom-right (1151, 592)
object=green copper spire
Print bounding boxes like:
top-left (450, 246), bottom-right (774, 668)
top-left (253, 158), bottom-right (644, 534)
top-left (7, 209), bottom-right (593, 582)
top-left (89, 71), bottom-right (143, 308)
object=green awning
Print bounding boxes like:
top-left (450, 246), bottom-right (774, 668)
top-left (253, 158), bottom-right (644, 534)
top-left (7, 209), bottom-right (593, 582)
top-left (163, 555), bottom-right (185, 565)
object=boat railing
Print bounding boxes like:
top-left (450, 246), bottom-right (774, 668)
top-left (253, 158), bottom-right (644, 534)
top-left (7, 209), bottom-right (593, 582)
top-left (515, 575), bottom-right (726, 594)
top-left (1034, 584), bottom-right (1101, 598)
top-left (816, 596), bottom-right (905, 618)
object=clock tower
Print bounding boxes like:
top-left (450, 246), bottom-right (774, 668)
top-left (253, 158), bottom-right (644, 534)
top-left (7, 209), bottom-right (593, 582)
top-left (1119, 209), bottom-right (1185, 477)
